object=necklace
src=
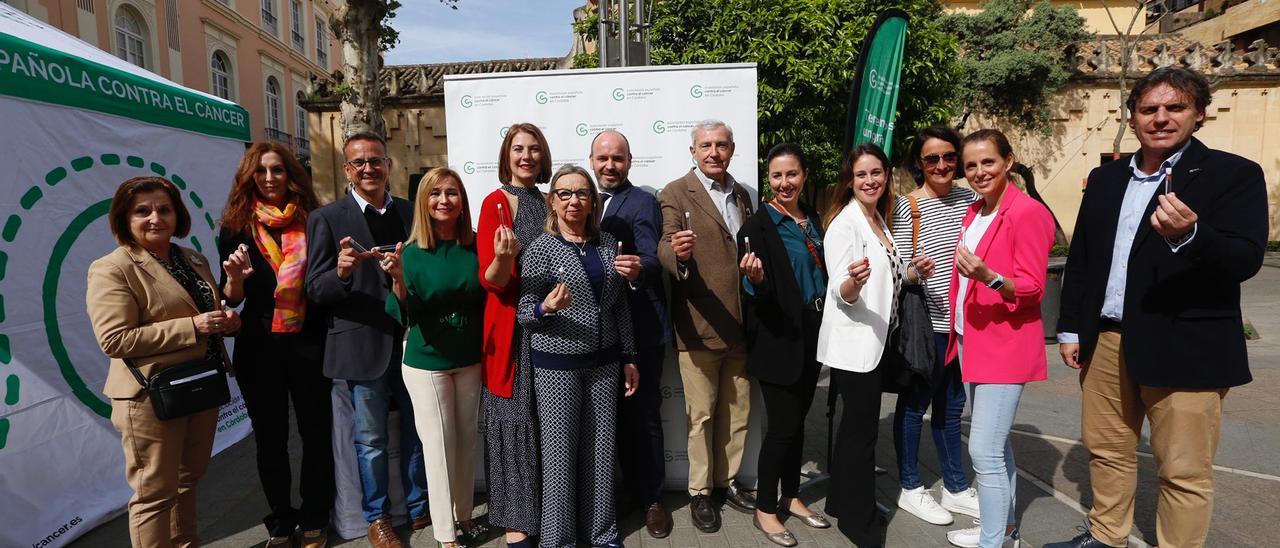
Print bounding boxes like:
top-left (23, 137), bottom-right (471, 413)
top-left (563, 233), bottom-right (588, 255)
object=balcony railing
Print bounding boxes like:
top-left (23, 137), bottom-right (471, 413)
top-left (262, 10), bottom-right (278, 35)
top-left (265, 127), bottom-right (292, 144)
top-left (295, 136), bottom-right (311, 157)
top-left (317, 49), bottom-right (327, 69)
top-left (292, 31), bottom-right (305, 52)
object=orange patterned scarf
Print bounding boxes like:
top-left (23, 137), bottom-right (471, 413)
top-left (252, 199), bottom-right (307, 333)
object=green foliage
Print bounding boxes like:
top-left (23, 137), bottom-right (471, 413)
top-left (573, 51), bottom-right (600, 69)
top-left (647, 0), bottom-right (962, 189)
top-left (943, 0), bottom-right (1092, 132)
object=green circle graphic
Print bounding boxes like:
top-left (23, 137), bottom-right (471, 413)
top-left (46, 199), bottom-right (113, 417)
top-left (0, 154), bottom-right (216, 443)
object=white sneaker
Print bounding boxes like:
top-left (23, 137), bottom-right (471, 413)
top-left (946, 521), bottom-right (1021, 548)
top-left (897, 486), bottom-right (954, 525)
top-left (941, 486), bottom-right (981, 518)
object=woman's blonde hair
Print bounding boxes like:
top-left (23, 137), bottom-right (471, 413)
top-left (543, 164), bottom-right (601, 238)
top-left (407, 167), bottom-right (475, 249)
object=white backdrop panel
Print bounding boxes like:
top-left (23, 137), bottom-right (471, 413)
top-left (444, 63), bottom-right (764, 488)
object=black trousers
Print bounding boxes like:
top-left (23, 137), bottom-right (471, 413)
top-left (234, 329), bottom-right (335, 536)
top-left (756, 310), bottom-right (822, 514)
top-left (617, 343), bottom-right (667, 508)
top-left (826, 366), bottom-right (884, 546)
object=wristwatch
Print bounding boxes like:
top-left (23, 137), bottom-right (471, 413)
top-left (986, 273), bottom-right (1005, 291)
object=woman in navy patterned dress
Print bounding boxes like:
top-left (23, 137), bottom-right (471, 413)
top-left (518, 165), bottom-right (639, 548)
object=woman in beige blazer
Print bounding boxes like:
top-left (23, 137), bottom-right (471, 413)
top-left (86, 176), bottom-right (239, 548)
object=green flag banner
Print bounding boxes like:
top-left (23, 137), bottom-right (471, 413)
top-left (845, 9), bottom-right (907, 157)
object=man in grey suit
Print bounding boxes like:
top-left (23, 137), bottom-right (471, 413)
top-left (305, 132), bottom-right (427, 548)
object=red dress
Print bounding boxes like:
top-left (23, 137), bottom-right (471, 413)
top-left (477, 189), bottom-right (520, 397)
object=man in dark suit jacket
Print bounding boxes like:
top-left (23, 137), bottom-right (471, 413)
top-left (658, 120), bottom-right (757, 533)
top-left (1048, 67), bottom-right (1267, 548)
top-left (305, 132), bottom-right (427, 547)
top-left (590, 130), bottom-right (674, 538)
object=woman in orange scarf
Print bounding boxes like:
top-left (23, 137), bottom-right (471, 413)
top-left (217, 143), bottom-right (332, 548)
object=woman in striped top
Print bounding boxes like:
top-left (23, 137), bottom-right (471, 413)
top-left (888, 126), bottom-right (981, 526)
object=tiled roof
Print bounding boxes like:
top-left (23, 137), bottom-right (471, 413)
top-left (303, 57), bottom-right (567, 106)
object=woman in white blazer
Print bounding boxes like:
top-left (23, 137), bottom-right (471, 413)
top-left (818, 143), bottom-right (914, 548)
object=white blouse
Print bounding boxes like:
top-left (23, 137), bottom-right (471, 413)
top-left (817, 204), bottom-right (904, 373)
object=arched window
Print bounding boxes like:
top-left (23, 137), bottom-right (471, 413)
top-left (210, 51), bottom-right (232, 100)
top-left (295, 90), bottom-right (308, 137)
top-left (114, 8), bottom-right (146, 68)
top-left (265, 76), bottom-right (282, 134)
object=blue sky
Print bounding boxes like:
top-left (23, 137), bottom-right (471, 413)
top-left (383, 1), bottom-right (585, 66)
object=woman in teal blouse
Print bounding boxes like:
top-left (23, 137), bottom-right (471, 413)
top-left (381, 167), bottom-right (485, 548)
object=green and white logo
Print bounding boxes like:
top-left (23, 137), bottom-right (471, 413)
top-left (690, 84), bottom-right (704, 98)
top-left (652, 120), bottom-right (667, 134)
top-left (575, 123), bottom-right (589, 136)
top-left (612, 88), bottom-right (625, 101)
top-left (463, 161), bottom-right (476, 174)
top-left (460, 94), bottom-right (474, 108)
top-left (499, 126), bottom-right (510, 138)
top-left (535, 91), bottom-right (549, 104)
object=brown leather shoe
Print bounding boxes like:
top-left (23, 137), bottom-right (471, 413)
top-left (300, 528), bottom-right (328, 548)
top-left (411, 513), bottom-right (432, 530)
top-left (690, 494), bottom-right (721, 533)
top-left (367, 517), bottom-right (402, 548)
top-left (644, 502), bottom-right (672, 538)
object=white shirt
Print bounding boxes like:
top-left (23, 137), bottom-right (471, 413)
top-left (954, 208), bottom-right (998, 335)
top-left (350, 186), bottom-right (393, 215)
top-left (692, 168), bottom-right (742, 239)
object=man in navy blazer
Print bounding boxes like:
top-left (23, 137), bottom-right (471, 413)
top-left (1049, 68), bottom-right (1267, 548)
top-left (306, 132), bottom-right (428, 546)
top-left (591, 130), bottom-right (674, 538)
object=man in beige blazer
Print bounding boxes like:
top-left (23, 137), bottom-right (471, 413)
top-left (658, 120), bottom-right (756, 533)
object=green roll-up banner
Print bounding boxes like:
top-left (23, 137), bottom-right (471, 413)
top-left (845, 9), bottom-right (908, 158)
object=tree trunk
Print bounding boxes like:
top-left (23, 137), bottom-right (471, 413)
top-left (332, 1), bottom-right (387, 138)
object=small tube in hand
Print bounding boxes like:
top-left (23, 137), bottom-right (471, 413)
top-left (744, 236), bottom-right (752, 255)
top-left (683, 211), bottom-right (691, 231)
top-left (1164, 167), bottom-right (1173, 195)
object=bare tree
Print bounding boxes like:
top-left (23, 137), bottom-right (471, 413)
top-left (1099, 0), bottom-right (1172, 157)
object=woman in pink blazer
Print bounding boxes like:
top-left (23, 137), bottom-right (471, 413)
top-left (943, 129), bottom-right (1055, 548)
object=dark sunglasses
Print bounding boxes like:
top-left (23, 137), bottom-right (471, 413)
top-left (922, 152), bottom-right (958, 166)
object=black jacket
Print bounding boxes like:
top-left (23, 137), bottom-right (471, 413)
top-left (737, 203), bottom-right (826, 386)
top-left (1058, 137), bottom-right (1266, 388)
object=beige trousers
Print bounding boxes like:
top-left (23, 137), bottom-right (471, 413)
top-left (402, 363), bottom-right (481, 542)
top-left (1081, 330), bottom-right (1227, 548)
top-left (110, 396), bottom-right (217, 548)
top-left (679, 346), bottom-right (751, 496)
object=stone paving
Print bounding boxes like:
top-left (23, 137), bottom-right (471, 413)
top-left (71, 256), bottom-right (1280, 547)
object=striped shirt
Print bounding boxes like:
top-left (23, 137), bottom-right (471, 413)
top-left (889, 187), bottom-right (979, 333)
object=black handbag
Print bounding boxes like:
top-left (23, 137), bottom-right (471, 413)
top-left (126, 355), bottom-right (230, 420)
top-left (881, 196), bottom-right (937, 394)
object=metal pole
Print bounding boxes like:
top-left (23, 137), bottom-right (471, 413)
top-left (597, 0), bottom-right (609, 67)
top-left (634, 0), bottom-right (647, 65)
top-left (617, 0), bottom-right (629, 67)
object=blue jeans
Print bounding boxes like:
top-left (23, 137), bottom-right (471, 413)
top-left (893, 332), bottom-right (968, 492)
top-left (967, 382), bottom-right (1023, 548)
top-left (348, 365), bottom-right (429, 523)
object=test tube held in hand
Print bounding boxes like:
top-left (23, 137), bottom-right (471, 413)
top-left (1164, 167), bottom-right (1173, 195)
top-left (616, 240), bottom-right (623, 256)
top-left (497, 202), bottom-right (507, 227)
top-left (683, 211), bottom-right (691, 231)
top-left (557, 266), bottom-right (566, 284)
top-left (745, 236), bottom-right (752, 256)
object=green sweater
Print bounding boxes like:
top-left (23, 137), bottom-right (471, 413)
top-left (385, 240), bottom-right (484, 370)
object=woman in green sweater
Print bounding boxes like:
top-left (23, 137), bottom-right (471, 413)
top-left (381, 167), bottom-right (485, 548)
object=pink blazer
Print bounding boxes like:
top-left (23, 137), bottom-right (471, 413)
top-left (945, 184), bottom-right (1055, 384)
